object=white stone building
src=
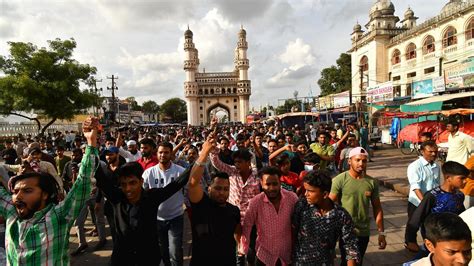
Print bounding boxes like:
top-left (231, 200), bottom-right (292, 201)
top-left (183, 27), bottom-right (251, 126)
top-left (349, 0), bottom-right (474, 103)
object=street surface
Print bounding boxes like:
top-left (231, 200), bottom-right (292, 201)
top-left (70, 145), bottom-right (422, 266)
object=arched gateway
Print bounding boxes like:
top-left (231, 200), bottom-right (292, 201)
top-left (184, 27), bottom-right (251, 125)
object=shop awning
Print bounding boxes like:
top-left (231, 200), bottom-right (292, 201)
top-left (405, 91), bottom-right (474, 106)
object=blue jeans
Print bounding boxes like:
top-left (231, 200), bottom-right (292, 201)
top-left (157, 215), bottom-right (184, 266)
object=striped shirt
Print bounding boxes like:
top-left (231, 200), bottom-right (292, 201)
top-left (0, 146), bottom-right (98, 266)
top-left (209, 150), bottom-right (260, 219)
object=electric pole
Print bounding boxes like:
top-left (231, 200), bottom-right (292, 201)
top-left (92, 78), bottom-right (102, 117)
top-left (107, 75), bottom-right (119, 119)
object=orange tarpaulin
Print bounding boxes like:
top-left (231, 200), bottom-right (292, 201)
top-left (398, 120), bottom-right (474, 143)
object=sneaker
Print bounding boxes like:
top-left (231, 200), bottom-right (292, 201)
top-left (70, 244), bottom-right (88, 256)
top-left (93, 239), bottom-right (107, 251)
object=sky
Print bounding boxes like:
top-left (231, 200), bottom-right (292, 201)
top-left (0, 0), bottom-right (451, 114)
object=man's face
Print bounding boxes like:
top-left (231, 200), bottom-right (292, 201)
top-left (421, 145), bottom-right (438, 163)
top-left (72, 151), bottom-right (82, 162)
top-left (349, 155), bottom-right (368, 173)
top-left (208, 178), bottom-right (230, 205)
top-left (140, 144), bottom-right (153, 158)
top-left (296, 144), bottom-right (307, 155)
top-left (46, 143), bottom-right (52, 149)
top-left (420, 136), bottom-right (431, 143)
top-left (105, 140), bottom-right (115, 147)
top-left (128, 144), bottom-right (137, 153)
top-left (347, 137), bottom-right (357, 147)
top-left (119, 176), bottom-right (143, 204)
top-left (261, 174), bottom-right (281, 200)
top-left (12, 177), bottom-right (47, 219)
top-left (56, 149), bottom-right (64, 157)
top-left (157, 146), bottom-right (172, 164)
top-left (268, 141), bottom-right (278, 153)
top-left (318, 135), bottom-right (327, 145)
top-left (31, 151), bottom-right (42, 161)
top-left (5, 142), bottom-right (12, 149)
top-left (39, 142), bottom-right (46, 150)
top-left (304, 182), bottom-right (325, 205)
top-left (220, 140), bottom-right (229, 151)
top-left (426, 239), bottom-right (472, 266)
top-left (330, 131), bottom-right (337, 139)
top-left (255, 136), bottom-right (262, 146)
top-left (105, 152), bottom-right (118, 164)
top-left (277, 139), bottom-right (286, 148)
top-left (285, 135), bottom-right (292, 144)
top-left (446, 124), bottom-right (457, 133)
top-left (234, 158), bottom-right (251, 172)
top-left (187, 149), bottom-right (198, 163)
top-left (236, 139), bottom-right (245, 149)
top-left (447, 175), bottom-right (467, 189)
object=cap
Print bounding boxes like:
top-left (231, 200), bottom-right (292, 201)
top-left (28, 147), bottom-right (42, 155)
top-left (104, 146), bottom-right (119, 154)
top-left (127, 140), bottom-right (137, 146)
top-left (349, 147), bottom-right (368, 158)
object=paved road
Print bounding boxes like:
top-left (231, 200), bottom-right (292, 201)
top-left (70, 145), bottom-right (421, 265)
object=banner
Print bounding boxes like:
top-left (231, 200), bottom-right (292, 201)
top-left (318, 95), bottom-right (333, 111)
top-left (412, 79), bottom-right (433, 99)
top-left (367, 82), bottom-right (393, 103)
top-left (444, 57), bottom-right (474, 90)
top-left (432, 76), bottom-right (445, 93)
top-left (333, 91), bottom-right (350, 108)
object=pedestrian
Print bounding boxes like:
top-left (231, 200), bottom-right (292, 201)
top-left (405, 141), bottom-right (441, 248)
top-left (446, 119), bottom-right (472, 165)
top-left (275, 153), bottom-right (301, 193)
top-left (1, 140), bottom-right (17, 165)
top-left (338, 134), bottom-right (358, 172)
top-left (293, 170), bottom-right (359, 265)
top-left (329, 147), bottom-right (386, 265)
top-left (0, 117), bottom-right (98, 265)
top-left (136, 138), bottom-right (158, 170)
top-left (55, 145), bottom-right (71, 177)
top-left (405, 161), bottom-right (469, 254)
top-left (188, 137), bottom-right (241, 266)
top-left (95, 160), bottom-right (191, 266)
top-left (239, 166), bottom-right (298, 266)
top-left (310, 132), bottom-right (335, 171)
top-left (142, 142), bottom-right (186, 266)
top-left (404, 212), bottom-right (471, 266)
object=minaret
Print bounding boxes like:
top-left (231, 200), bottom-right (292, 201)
top-left (184, 27), bottom-right (199, 125)
top-left (401, 7), bottom-right (418, 29)
top-left (236, 26), bottom-right (251, 123)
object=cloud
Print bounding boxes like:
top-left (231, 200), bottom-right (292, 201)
top-left (266, 38), bottom-right (317, 87)
top-left (210, 0), bottom-right (273, 22)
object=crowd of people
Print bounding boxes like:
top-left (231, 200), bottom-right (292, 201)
top-left (0, 116), bottom-right (472, 265)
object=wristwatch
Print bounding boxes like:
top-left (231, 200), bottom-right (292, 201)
top-left (195, 161), bottom-right (206, 167)
top-left (378, 231), bottom-right (386, 237)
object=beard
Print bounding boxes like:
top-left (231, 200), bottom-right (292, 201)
top-left (15, 199), bottom-right (42, 220)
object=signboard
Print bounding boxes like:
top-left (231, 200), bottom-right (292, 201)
top-left (412, 79), bottom-right (434, 99)
top-left (367, 82), bottom-right (393, 103)
top-left (444, 57), bottom-right (474, 90)
top-left (318, 95), bottom-right (334, 111)
top-left (333, 91), bottom-right (350, 108)
top-left (432, 76), bottom-right (445, 93)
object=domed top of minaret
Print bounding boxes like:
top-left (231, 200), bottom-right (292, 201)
top-left (184, 26), bottom-right (193, 38)
top-left (370, 0), bottom-right (395, 17)
top-left (404, 7), bottom-right (414, 18)
top-left (441, 0), bottom-right (464, 14)
top-left (353, 22), bottom-right (362, 32)
top-left (239, 26), bottom-right (247, 37)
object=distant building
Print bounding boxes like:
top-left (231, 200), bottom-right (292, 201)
top-left (349, 0), bottom-right (474, 103)
top-left (183, 27), bottom-right (251, 125)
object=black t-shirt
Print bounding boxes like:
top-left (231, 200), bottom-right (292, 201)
top-left (190, 194), bottom-right (240, 266)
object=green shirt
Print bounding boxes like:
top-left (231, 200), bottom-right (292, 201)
top-left (0, 146), bottom-right (98, 266)
top-left (309, 143), bottom-right (335, 170)
top-left (55, 155), bottom-right (71, 177)
top-left (330, 171), bottom-right (379, 236)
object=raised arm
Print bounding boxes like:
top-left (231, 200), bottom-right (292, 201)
top-left (269, 144), bottom-right (293, 161)
top-left (189, 137), bottom-right (215, 204)
top-left (55, 117), bottom-right (99, 221)
top-left (209, 147), bottom-right (237, 175)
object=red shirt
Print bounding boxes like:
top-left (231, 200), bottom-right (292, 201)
top-left (280, 171), bottom-right (301, 192)
top-left (137, 155), bottom-right (159, 170)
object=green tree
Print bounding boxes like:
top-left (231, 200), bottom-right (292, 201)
top-left (317, 53), bottom-right (351, 96)
top-left (275, 99), bottom-right (301, 115)
top-left (0, 38), bottom-right (98, 133)
top-left (160, 98), bottom-right (187, 122)
top-left (142, 100), bottom-right (160, 121)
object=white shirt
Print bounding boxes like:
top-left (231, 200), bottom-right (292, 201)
top-left (447, 131), bottom-right (472, 165)
top-left (118, 147), bottom-right (142, 162)
top-left (142, 163), bottom-right (185, 221)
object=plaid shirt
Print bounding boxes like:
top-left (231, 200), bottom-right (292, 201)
top-left (209, 150), bottom-right (260, 219)
top-left (0, 146), bottom-right (98, 266)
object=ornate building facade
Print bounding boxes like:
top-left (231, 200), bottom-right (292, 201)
top-left (184, 27), bottom-right (251, 125)
top-left (349, 0), bottom-right (474, 103)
